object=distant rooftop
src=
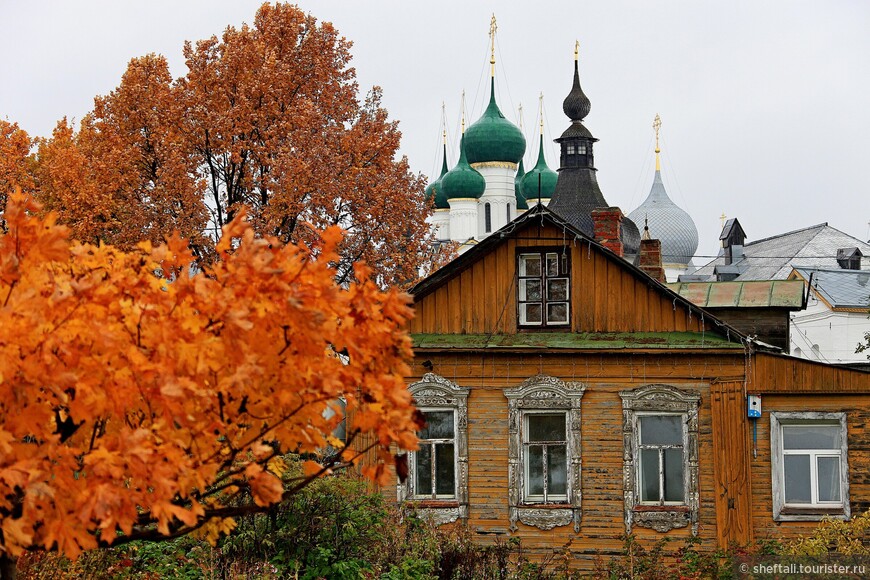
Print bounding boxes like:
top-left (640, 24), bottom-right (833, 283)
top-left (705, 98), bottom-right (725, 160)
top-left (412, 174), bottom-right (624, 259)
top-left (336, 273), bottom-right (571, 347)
top-left (693, 223), bottom-right (870, 281)
top-left (667, 280), bottom-right (805, 309)
top-left (791, 267), bottom-right (870, 310)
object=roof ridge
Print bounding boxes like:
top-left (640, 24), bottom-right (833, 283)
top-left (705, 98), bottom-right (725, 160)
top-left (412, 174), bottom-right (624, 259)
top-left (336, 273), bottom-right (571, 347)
top-left (746, 223), bottom-right (828, 247)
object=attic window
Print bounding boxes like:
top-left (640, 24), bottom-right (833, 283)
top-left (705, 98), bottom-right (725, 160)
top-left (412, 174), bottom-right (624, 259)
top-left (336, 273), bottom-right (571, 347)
top-left (836, 248), bottom-right (862, 270)
top-left (517, 248), bottom-right (570, 328)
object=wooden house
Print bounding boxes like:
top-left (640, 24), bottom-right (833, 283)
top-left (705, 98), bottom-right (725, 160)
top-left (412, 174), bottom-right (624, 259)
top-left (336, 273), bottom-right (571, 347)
top-left (391, 204), bottom-right (870, 571)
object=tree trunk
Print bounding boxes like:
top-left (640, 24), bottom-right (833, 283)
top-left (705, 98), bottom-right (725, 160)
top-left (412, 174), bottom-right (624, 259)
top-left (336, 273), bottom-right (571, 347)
top-left (0, 554), bottom-right (16, 580)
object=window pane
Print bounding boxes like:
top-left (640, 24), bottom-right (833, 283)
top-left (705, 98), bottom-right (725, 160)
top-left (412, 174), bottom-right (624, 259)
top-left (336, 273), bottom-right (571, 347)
top-left (784, 454), bottom-right (811, 503)
top-left (547, 303), bottom-right (569, 324)
top-left (420, 411), bottom-right (454, 439)
top-left (817, 456), bottom-right (841, 503)
top-left (520, 279), bottom-right (542, 301)
top-left (519, 254), bottom-right (541, 277)
top-left (416, 444), bottom-right (432, 496)
top-left (520, 303), bottom-right (542, 324)
top-left (577, 143), bottom-right (587, 154)
top-left (663, 448), bottom-right (685, 502)
top-left (435, 443), bottom-right (455, 496)
top-left (567, 143), bottom-right (576, 154)
top-left (783, 425), bottom-right (840, 450)
top-left (528, 414), bottom-right (566, 442)
top-left (547, 279), bottom-right (568, 301)
top-left (640, 449), bottom-right (660, 502)
top-left (548, 446), bottom-right (567, 496)
top-left (546, 254), bottom-right (559, 276)
top-left (527, 446), bottom-right (544, 496)
top-left (640, 416), bottom-right (683, 446)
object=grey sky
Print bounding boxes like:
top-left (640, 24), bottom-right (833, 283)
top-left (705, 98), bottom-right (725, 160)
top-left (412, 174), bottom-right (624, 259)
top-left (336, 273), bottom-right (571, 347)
top-left (2, 0), bottom-right (868, 260)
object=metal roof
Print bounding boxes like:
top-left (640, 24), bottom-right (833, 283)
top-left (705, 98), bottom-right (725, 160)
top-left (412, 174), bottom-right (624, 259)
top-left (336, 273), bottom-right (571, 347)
top-left (693, 224), bottom-right (870, 281)
top-left (667, 280), bottom-right (805, 309)
top-left (791, 267), bottom-right (870, 310)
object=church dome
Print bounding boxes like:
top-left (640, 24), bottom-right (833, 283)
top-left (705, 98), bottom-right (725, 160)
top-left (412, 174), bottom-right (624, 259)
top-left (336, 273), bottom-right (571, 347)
top-left (465, 79), bottom-right (526, 165)
top-left (425, 141), bottom-right (450, 209)
top-left (441, 134), bottom-right (486, 200)
top-left (515, 157), bottom-right (528, 210)
top-left (627, 169), bottom-right (698, 266)
top-left (520, 134), bottom-right (557, 202)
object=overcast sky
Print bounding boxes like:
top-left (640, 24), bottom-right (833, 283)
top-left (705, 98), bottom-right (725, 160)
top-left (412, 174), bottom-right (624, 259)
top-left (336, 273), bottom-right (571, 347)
top-left (2, 0), bottom-right (868, 260)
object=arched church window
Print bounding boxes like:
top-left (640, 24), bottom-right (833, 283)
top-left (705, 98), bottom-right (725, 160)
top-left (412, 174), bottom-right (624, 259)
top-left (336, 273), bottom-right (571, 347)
top-left (484, 203), bottom-right (492, 233)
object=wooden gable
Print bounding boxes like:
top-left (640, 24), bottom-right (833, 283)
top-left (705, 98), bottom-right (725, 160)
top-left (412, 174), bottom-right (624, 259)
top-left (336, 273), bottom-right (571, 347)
top-left (410, 210), bottom-right (729, 338)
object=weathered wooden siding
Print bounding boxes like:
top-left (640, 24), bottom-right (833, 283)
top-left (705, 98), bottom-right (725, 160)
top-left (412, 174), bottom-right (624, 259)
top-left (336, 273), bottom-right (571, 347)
top-left (409, 223), bottom-right (714, 336)
top-left (748, 394), bottom-right (870, 540)
top-left (750, 352), bottom-right (870, 393)
top-left (393, 352), bottom-right (751, 570)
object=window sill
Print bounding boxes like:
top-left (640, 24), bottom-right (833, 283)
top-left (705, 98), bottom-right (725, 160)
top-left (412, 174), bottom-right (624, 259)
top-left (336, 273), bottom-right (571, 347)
top-left (776, 506), bottom-right (848, 522)
top-left (631, 505), bottom-right (693, 533)
top-left (520, 503), bottom-right (571, 509)
top-left (404, 501), bottom-right (463, 525)
top-left (513, 505), bottom-right (577, 531)
top-left (408, 500), bottom-right (459, 509)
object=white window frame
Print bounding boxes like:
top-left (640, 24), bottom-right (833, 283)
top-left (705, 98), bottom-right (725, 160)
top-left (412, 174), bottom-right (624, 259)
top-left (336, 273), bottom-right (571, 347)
top-left (770, 412), bottom-right (850, 521)
top-left (505, 375), bottom-right (586, 532)
top-left (522, 412), bottom-right (569, 504)
top-left (635, 412), bottom-right (687, 507)
top-left (620, 384), bottom-right (700, 535)
top-left (517, 249), bottom-right (571, 328)
top-left (412, 407), bottom-right (458, 500)
top-left (398, 374), bottom-right (469, 525)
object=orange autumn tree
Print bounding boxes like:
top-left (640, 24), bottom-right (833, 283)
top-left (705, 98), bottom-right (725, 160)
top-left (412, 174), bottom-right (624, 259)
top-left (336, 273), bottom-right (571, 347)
top-left (0, 192), bottom-right (420, 559)
top-left (0, 121), bottom-right (35, 228)
top-left (34, 2), bottom-right (442, 287)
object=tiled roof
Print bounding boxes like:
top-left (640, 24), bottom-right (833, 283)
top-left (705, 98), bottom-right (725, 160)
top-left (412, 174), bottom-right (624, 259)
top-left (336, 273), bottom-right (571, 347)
top-left (693, 224), bottom-right (870, 281)
top-left (792, 268), bottom-right (870, 309)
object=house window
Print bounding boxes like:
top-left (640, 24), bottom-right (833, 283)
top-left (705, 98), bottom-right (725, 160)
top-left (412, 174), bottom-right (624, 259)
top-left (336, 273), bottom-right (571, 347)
top-left (517, 249), bottom-right (570, 328)
top-left (638, 415), bottom-right (685, 504)
top-left (505, 375), bottom-right (586, 532)
top-left (524, 413), bottom-right (568, 503)
top-left (399, 374), bottom-right (469, 525)
top-left (484, 203), bottom-right (492, 233)
top-left (770, 412), bottom-right (849, 521)
top-left (415, 410), bottom-right (455, 498)
top-left (620, 384), bottom-right (700, 534)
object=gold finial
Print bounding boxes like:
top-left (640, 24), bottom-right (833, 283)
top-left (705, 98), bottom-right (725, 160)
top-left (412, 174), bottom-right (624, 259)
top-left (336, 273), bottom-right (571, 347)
top-left (441, 102), bottom-right (447, 144)
top-left (461, 90), bottom-right (467, 134)
top-left (574, 40), bottom-right (579, 61)
top-left (489, 14), bottom-right (498, 77)
top-left (539, 92), bottom-right (545, 135)
top-left (720, 212), bottom-right (727, 229)
top-left (653, 113), bottom-right (662, 172)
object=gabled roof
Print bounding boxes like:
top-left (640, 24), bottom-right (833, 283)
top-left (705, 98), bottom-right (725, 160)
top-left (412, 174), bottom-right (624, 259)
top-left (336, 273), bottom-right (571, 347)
top-left (694, 223), bottom-right (870, 281)
top-left (667, 280), bottom-right (805, 309)
top-left (411, 204), bottom-right (760, 350)
top-left (791, 267), bottom-right (870, 310)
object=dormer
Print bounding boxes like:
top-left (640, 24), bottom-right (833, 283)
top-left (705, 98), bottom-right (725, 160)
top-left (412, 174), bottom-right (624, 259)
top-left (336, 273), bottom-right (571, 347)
top-left (836, 247), bottom-right (862, 270)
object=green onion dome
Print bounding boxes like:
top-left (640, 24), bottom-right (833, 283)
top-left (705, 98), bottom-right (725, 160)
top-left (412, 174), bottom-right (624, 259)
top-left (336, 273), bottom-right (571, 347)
top-left (465, 78), bottom-right (526, 165)
top-left (425, 142), bottom-right (451, 209)
top-left (441, 134), bottom-right (486, 200)
top-left (514, 157), bottom-right (528, 210)
top-left (520, 134), bottom-right (558, 202)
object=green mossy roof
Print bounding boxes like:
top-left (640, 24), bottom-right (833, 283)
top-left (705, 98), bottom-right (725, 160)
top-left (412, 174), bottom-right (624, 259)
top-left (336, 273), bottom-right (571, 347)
top-left (465, 78), bottom-right (526, 165)
top-left (412, 332), bottom-right (743, 350)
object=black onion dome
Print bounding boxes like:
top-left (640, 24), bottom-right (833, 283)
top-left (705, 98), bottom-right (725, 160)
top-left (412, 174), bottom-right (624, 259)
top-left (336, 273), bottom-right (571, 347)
top-left (562, 60), bottom-right (591, 122)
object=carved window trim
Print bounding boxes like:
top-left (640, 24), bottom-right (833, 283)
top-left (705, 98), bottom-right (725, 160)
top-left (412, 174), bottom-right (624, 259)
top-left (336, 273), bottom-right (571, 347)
top-left (770, 411), bottom-right (850, 522)
top-left (398, 373), bottom-right (469, 525)
top-left (620, 384), bottom-right (700, 535)
top-left (505, 375), bottom-right (586, 532)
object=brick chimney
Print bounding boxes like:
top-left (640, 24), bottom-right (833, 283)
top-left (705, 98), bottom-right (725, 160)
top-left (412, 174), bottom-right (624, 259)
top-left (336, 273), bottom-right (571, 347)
top-left (591, 207), bottom-right (624, 257)
top-left (639, 238), bottom-right (666, 283)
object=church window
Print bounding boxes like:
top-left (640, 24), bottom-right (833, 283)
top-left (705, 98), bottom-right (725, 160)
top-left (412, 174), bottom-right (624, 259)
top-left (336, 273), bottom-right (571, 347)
top-left (517, 248), bottom-right (570, 328)
top-left (566, 143), bottom-right (576, 155)
top-left (484, 203), bottom-right (492, 233)
top-left (576, 142), bottom-right (587, 155)
top-left (506, 203), bottom-right (512, 222)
